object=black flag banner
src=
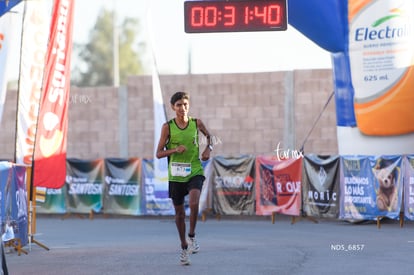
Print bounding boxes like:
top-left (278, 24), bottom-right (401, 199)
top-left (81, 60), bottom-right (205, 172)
top-left (211, 155), bottom-right (255, 215)
top-left (302, 155), bottom-right (340, 218)
top-left (65, 159), bottom-right (104, 214)
top-left (103, 158), bottom-right (142, 215)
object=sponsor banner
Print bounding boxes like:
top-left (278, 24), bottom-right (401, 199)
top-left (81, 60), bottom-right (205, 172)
top-left (302, 155), bottom-right (340, 218)
top-left (33, 0), bottom-right (75, 188)
top-left (35, 186), bottom-right (66, 214)
top-left (337, 0), bottom-right (414, 155)
top-left (65, 159), bottom-right (103, 214)
top-left (368, 155), bottom-right (403, 218)
top-left (288, 0), bottom-right (414, 154)
top-left (349, 0), bottom-right (414, 136)
top-left (15, 0), bottom-right (50, 166)
top-left (212, 155), bottom-right (255, 215)
top-left (0, 163), bottom-right (28, 247)
top-left (141, 159), bottom-right (174, 215)
top-left (255, 156), bottom-right (302, 216)
top-left (339, 155), bottom-right (403, 220)
top-left (403, 155), bottom-right (414, 220)
top-left (103, 158), bottom-right (142, 216)
top-left (340, 156), bottom-right (374, 220)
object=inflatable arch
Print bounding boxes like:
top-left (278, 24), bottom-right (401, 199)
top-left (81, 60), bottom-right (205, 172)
top-left (2, 0), bottom-right (413, 155)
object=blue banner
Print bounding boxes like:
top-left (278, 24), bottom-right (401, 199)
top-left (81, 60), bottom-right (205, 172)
top-left (11, 165), bottom-right (28, 246)
top-left (141, 159), bottom-right (174, 215)
top-left (371, 156), bottom-right (403, 217)
top-left (0, 163), bottom-right (28, 247)
top-left (0, 163), bottom-right (11, 241)
top-left (403, 155), bottom-right (414, 220)
top-left (340, 155), bottom-right (403, 220)
top-left (0, 0), bottom-right (22, 16)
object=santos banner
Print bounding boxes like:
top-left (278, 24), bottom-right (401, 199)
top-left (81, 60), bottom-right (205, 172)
top-left (103, 158), bottom-right (142, 216)
top-left (212, 155), bottom-right (255, 215)
top-left (255, 156), bottom-right (302, 216)
top-left (302, 155), bottom-right (340, 219)
top-left (339, 155), bottom-right (403, 220)
top-left (65, 159), bottom-right (104, 214)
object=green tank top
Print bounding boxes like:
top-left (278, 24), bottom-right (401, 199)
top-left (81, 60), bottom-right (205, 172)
top-left (166, 117), bottom-right (204, 182)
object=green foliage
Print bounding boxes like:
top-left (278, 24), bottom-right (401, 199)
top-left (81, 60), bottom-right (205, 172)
top-left (72, 8), bottom-right (145, 87)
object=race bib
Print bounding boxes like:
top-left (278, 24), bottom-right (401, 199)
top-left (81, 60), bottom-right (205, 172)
top-left (171, 162), bottom-right (191, 177)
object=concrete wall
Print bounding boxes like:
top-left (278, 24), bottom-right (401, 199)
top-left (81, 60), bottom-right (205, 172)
top-left (0, 69), bottom-right (337, 160)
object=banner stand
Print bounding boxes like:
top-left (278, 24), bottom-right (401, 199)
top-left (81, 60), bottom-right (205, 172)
top-left (271, 212), bottom-right (318, 225)
top-left (376, 212), bottom-right (404, 229)
top-left (290, 215), bottom-right (319, 225)
top-left (26, 166), bottom-right (49, 252)
top-left (201, 209), bottom-right (221, 222)
top-left (3, 238), bottom-right (28, 256)
top-left (62, 210), bottom-right (94, 220)
top-left (399, 212), bottom-right (405, 228)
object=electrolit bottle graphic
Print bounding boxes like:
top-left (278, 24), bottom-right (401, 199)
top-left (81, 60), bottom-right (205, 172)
top-left (349, 0), bottom-right (414, 136)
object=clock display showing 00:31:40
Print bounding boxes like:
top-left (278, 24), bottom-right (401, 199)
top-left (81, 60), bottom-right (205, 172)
top-left (184, 0), bottom-right (288, 33)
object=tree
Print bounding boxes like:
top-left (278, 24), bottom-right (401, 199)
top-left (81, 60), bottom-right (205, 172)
top-left (71, 8), bottom-right (146, 87)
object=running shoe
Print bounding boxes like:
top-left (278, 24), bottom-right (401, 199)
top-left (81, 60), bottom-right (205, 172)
top-left (188, 237), bottom-right (200, 254)
top-left (180, 248), bottom-right (190, 265)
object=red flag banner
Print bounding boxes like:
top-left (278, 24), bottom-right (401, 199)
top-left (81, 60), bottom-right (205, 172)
top-left (33, 0), bottom-right (75, 188)
top-left (255, 156), bottom-right (302, 216)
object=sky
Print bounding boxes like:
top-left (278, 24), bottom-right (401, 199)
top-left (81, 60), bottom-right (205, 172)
top-left (8, 0), bottom-right (332, 79)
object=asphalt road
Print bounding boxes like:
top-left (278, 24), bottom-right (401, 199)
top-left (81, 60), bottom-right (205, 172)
top-left (5, 214), bottom-right (414, 275)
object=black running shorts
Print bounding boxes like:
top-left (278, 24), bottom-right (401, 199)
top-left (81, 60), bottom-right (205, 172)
top-left (169, 175), bottom-right (205, 206)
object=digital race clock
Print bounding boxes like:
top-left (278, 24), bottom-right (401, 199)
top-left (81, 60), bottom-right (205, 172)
top-left (184, 0), bottom-right (287, 33)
